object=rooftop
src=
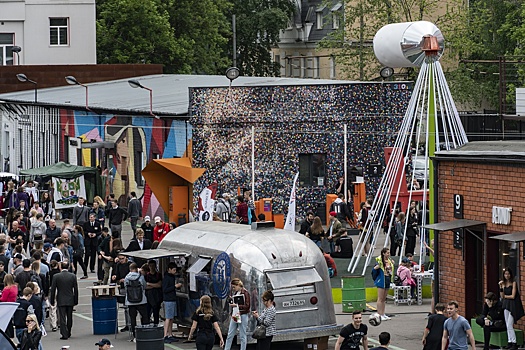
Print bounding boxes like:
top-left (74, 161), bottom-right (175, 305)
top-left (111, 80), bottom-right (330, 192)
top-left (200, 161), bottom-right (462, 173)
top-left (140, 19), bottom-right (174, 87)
top-left (0, 74), bottom-right (363, 117)
top-left (436, 140), bottom-right (525, 158)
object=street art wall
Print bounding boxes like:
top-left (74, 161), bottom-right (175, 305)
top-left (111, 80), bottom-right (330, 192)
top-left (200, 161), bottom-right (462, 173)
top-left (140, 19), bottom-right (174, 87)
top-left (59, 110), bottom-right (190, 217)
top-left (190, 82), bottom-right (412, 218)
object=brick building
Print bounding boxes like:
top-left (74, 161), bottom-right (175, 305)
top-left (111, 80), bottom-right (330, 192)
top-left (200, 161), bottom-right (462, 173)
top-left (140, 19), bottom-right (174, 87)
top-left (434, 141), bottom-right (525, 326)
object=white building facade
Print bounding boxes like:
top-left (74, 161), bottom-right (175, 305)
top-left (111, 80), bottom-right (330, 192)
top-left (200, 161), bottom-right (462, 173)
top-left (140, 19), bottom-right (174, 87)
top-left (0, 0), bottom-right (96, 65)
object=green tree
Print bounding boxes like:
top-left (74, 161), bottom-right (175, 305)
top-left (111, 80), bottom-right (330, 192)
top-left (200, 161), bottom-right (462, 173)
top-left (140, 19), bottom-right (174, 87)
top-left (230, 0), bottom-right (296, 76)
top-left (161, 0), bottom-right (232, 74)
top-left (97, 0), bottom-right (179, 67)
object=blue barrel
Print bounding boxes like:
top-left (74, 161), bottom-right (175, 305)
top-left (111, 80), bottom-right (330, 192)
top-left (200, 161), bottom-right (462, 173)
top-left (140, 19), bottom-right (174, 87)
top-left (92, 296), bottom-right (117, 335)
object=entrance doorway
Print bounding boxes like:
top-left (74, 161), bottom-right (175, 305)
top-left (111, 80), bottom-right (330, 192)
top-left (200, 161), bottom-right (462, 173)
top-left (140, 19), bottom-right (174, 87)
top-left (464, 228), bottom-right (484, 319)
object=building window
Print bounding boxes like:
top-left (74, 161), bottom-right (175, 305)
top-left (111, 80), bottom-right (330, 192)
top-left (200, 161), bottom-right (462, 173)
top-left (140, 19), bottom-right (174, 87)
top-left (331, 3), bottom-right (342, 30)
top-left (332, 12), bottom-right (340, 29)
top-left (316, 12), bottom-right (323, 30)
top-left (299, 153), bottom-right (326, 186)
top-left (0, 33), bottom-right (14, 66)
top-left (50, 18), bottom-right (69, 46)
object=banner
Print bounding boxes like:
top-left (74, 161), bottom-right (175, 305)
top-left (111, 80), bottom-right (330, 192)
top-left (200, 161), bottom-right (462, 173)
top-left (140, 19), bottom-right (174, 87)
top-left (284, 172), bottom-right (299, 232)
top-left (198, 182), bottom-right (217, 221)
top-left (52, 176), bottom-right (87, 209)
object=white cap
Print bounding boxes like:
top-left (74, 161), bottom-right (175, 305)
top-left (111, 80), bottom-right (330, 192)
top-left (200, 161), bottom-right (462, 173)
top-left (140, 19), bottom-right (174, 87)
top-left (144, 216), bottom-right (151, 222)
top-left (154, 216), bottom-right (161, 223)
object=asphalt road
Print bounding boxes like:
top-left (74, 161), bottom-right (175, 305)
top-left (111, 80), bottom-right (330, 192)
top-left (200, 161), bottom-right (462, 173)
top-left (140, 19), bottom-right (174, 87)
top-left (37, 220), bottom-right (457, 350)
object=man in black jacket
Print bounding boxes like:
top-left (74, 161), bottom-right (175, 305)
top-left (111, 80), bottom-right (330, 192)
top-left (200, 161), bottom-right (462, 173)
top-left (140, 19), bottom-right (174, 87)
top-left (124, 229), bottom-right (152, 267)
top-left (107, 200), bottom-right (127, 238)
top-left (162, 262), bottom-right (182, 343)
top-left (50, 261), bottom-right (78, 340)
top-left (299, 212), bottom-right (314, 235)
top-left (14, 287), bottom-right (33, 342)
top-left (83, 213), bottom-right (101, 273)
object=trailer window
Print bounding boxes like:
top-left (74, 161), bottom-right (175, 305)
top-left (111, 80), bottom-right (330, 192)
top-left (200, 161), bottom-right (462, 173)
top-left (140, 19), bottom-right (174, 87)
top-left (188, 257), bottom-right (211, 292)
top-left (266, 268), bottom-right (323, 289)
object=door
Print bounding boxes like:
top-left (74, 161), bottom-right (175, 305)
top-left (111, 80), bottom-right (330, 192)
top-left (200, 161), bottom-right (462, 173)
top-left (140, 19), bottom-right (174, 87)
top-left (464, 229), bottom-right (484, 319)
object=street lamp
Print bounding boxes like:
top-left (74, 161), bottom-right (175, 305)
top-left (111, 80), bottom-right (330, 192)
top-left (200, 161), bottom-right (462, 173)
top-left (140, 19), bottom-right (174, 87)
top-left (11, 46), bottom-right (21, 65)
top-left (16, 73), bottom-right (37, 102)
top-left (225, 67), bottom-right (240, 88)
top-left (128, 79), bottom-right (156, 118)
top-left (65, 75), bottom-right (91, 111)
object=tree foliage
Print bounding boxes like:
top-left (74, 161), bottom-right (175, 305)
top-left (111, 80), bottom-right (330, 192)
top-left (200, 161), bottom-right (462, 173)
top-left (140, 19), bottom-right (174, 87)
top-left (96, 0), bottom-right (295, 76)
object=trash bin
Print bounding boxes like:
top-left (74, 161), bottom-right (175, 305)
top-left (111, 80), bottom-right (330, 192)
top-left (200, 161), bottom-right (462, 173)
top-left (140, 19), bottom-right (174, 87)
top-left (135, 324), bottom-right (164, 350)
top-left (341, 276), bottom-right (366, 313)
top-left (92, 296), bottom-right (117, 335)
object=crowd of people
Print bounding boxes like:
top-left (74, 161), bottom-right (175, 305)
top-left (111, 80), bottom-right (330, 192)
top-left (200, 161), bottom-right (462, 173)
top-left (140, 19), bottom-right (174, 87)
top-left (191, 83), bottom-right (411, 217)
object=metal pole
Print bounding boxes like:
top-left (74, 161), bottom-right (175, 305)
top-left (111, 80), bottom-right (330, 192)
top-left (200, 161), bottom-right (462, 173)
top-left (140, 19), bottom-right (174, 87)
top-left (251, 125), bottom-right (255, 198)
top-left (344, 124), bottom-right (348, 202)
top-left (232, 14), bottom-right (237, 67)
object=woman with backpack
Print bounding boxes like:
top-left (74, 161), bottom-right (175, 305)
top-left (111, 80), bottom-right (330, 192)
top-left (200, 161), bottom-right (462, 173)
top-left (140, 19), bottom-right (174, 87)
top-left (71, 225), bottom-right (88, 279)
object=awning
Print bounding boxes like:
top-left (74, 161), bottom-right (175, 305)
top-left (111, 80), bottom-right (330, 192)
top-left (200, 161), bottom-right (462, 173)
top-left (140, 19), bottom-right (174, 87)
top-left (141, 157), bottom-right (205, 214)
top-left (422, 219), bottom-right (486, 231)
top-left (490, 232), bottom-right (525, 242)
top-left (187, 257), bottom-right (211, 274)
top-left (121, 248), bottom-right (189, 260)
top-left (266, 267), bottom-right (323, 289)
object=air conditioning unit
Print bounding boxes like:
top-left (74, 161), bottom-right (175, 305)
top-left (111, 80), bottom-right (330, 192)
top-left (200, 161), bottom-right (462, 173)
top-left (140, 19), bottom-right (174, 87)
top-left (492, 206), bottom-right (512, 225)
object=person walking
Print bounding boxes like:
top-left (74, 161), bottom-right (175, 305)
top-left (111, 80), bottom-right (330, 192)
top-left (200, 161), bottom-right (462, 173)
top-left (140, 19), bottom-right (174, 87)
top-left (499, 267), bottom-right (525, 350)
top-left (127, 191), bottom-right (142, 238)
top-left (49, 261), bottom-right (79, 340)
top-left (71, 225), bottom-right (88, 279)
top-left (252, 290), bottom-right (276, 350)
top-left (224, 278), bottom-right (250, 350)
top-left (422, 303), bottom-right (446, 350)
top-left (107, 200), bottom-right (128, 238)
top-left (441, 301), bottom-right (476, 350)
top-left (188, 295), bottom-right (225, 350)
top-left (372, 248), bottom-right (394, 321)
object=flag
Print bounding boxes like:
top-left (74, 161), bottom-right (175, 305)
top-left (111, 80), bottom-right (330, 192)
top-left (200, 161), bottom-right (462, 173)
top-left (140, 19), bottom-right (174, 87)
top-left (284, 172), bottom-right (299, 232)
top-left (198, 182), bottom-right (217, 221)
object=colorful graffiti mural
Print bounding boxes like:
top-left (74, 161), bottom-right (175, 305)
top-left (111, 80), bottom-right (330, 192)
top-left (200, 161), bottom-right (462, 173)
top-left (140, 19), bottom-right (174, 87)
top-left (59, 110), bottom-right (191, 218)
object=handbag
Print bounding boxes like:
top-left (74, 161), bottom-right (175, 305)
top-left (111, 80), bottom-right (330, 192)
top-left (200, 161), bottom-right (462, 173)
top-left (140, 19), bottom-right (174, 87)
top-left (252, 325), bottom-right (266, 339)
top-left (493, 320), bottom-right (505, 328)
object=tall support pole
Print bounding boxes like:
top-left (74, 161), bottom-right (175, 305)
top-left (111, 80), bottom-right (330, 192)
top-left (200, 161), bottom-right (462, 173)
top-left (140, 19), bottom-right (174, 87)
top-left (427, 61), bottom-right (437, 262)
top-left (232, 15), bottom-right (237, 68)
top-left (251, 125), bottom-right (255, 198)
top-left (344, 124), bottom-right (348, 202)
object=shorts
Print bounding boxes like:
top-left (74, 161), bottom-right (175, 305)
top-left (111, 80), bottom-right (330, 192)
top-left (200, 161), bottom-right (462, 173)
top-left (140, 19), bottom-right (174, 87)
top-left (164, 301), bottom-right (177, 319)
top-left (384, 276), bottom-right (391, 290)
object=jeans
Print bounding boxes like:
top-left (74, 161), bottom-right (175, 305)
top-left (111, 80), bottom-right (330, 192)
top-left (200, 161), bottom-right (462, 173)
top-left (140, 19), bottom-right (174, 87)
top-left (196, 331), bottom-right (215, 350)
top-left (224, 313), bottom-right (248, 350)
top-left (505, 309), bottom-right (516, 343)
top-left (130, 217), bottom-right (138, 237)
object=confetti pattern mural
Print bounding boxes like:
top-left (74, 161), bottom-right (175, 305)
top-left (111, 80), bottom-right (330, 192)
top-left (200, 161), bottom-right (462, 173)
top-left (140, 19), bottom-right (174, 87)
top-left (59, 110), bottom-right (190, 218)
top-left (190, 83), bottom-right (412, 218)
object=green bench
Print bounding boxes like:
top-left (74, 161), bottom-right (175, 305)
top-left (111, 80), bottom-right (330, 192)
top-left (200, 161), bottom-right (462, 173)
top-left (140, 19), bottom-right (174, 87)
top-left (471, 319), bottom-right (524, 347)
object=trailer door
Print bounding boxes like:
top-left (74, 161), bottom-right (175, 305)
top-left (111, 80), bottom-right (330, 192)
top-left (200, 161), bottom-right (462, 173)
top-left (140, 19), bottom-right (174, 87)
top-left (265, 266), bottom-right (323, 329)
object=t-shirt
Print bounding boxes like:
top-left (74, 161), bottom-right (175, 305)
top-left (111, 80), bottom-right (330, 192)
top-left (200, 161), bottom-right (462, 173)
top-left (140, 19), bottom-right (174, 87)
top-left (444, 315), bottom-right (471, 350)
top-left (426, 313), bottom-right (447, 344)
top-left (340, 323), bottom-right (368, 350)
top-left (191, 311), bottom-right (218, 333)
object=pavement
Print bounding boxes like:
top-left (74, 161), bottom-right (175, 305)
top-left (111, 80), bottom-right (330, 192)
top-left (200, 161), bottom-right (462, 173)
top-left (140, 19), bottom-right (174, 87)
top-left (35, 220), bottom-right (456, 350)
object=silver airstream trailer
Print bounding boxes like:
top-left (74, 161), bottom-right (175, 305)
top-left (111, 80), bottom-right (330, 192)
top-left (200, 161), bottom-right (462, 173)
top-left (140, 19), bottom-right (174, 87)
top-left (124, 221), bottom-right (341, 342)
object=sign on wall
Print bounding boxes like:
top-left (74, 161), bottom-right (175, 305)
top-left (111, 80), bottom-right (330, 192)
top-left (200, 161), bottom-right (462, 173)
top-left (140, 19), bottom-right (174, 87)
top-left (52, 176), bottom-right (87, 209)
top-left (453, 228), bottom-right (463, 249)
top-left (454, 194), bottom-right (463, 219)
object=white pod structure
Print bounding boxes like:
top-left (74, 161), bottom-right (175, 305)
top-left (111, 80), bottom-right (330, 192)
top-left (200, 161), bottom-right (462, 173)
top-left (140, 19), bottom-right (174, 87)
top-left (373, 21), bottom-right (445, 68)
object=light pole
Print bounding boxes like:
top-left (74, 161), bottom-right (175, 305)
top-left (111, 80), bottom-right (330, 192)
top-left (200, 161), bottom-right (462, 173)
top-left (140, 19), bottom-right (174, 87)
top-left (16, 73), bottom-right (37, 102)
top-left (225, 67), bottom-right (240, 88)
top-left (11, 46), bottom-right (21, 65)
top-left (65, 75), bottom-right (91, 111)
top-left (128, 79), bottom-right (156, 118)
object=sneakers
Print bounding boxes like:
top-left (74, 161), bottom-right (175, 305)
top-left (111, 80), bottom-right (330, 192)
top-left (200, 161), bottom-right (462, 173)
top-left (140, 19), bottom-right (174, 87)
top-left (380, 315), bottom-right (391, 321)
top-left (120, 326), bottom-right (129, 332)
top-left (80, 276), bottom-right (88, 279)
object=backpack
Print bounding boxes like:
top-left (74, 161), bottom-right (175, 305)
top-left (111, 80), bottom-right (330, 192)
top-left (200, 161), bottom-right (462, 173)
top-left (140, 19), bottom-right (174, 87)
top-left (30, 271), bottom-right (43, 291)
top-left (33, 225), bottom-right (44, 242)
top-left (126, 275), bottom-right (143, 303)
top-left (393, 275), bottom-right (403, 286)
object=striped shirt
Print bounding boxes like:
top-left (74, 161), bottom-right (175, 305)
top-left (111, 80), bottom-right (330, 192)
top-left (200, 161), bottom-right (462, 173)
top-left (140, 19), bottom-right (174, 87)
top-left (257, 305), bottom-right (276, 336)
